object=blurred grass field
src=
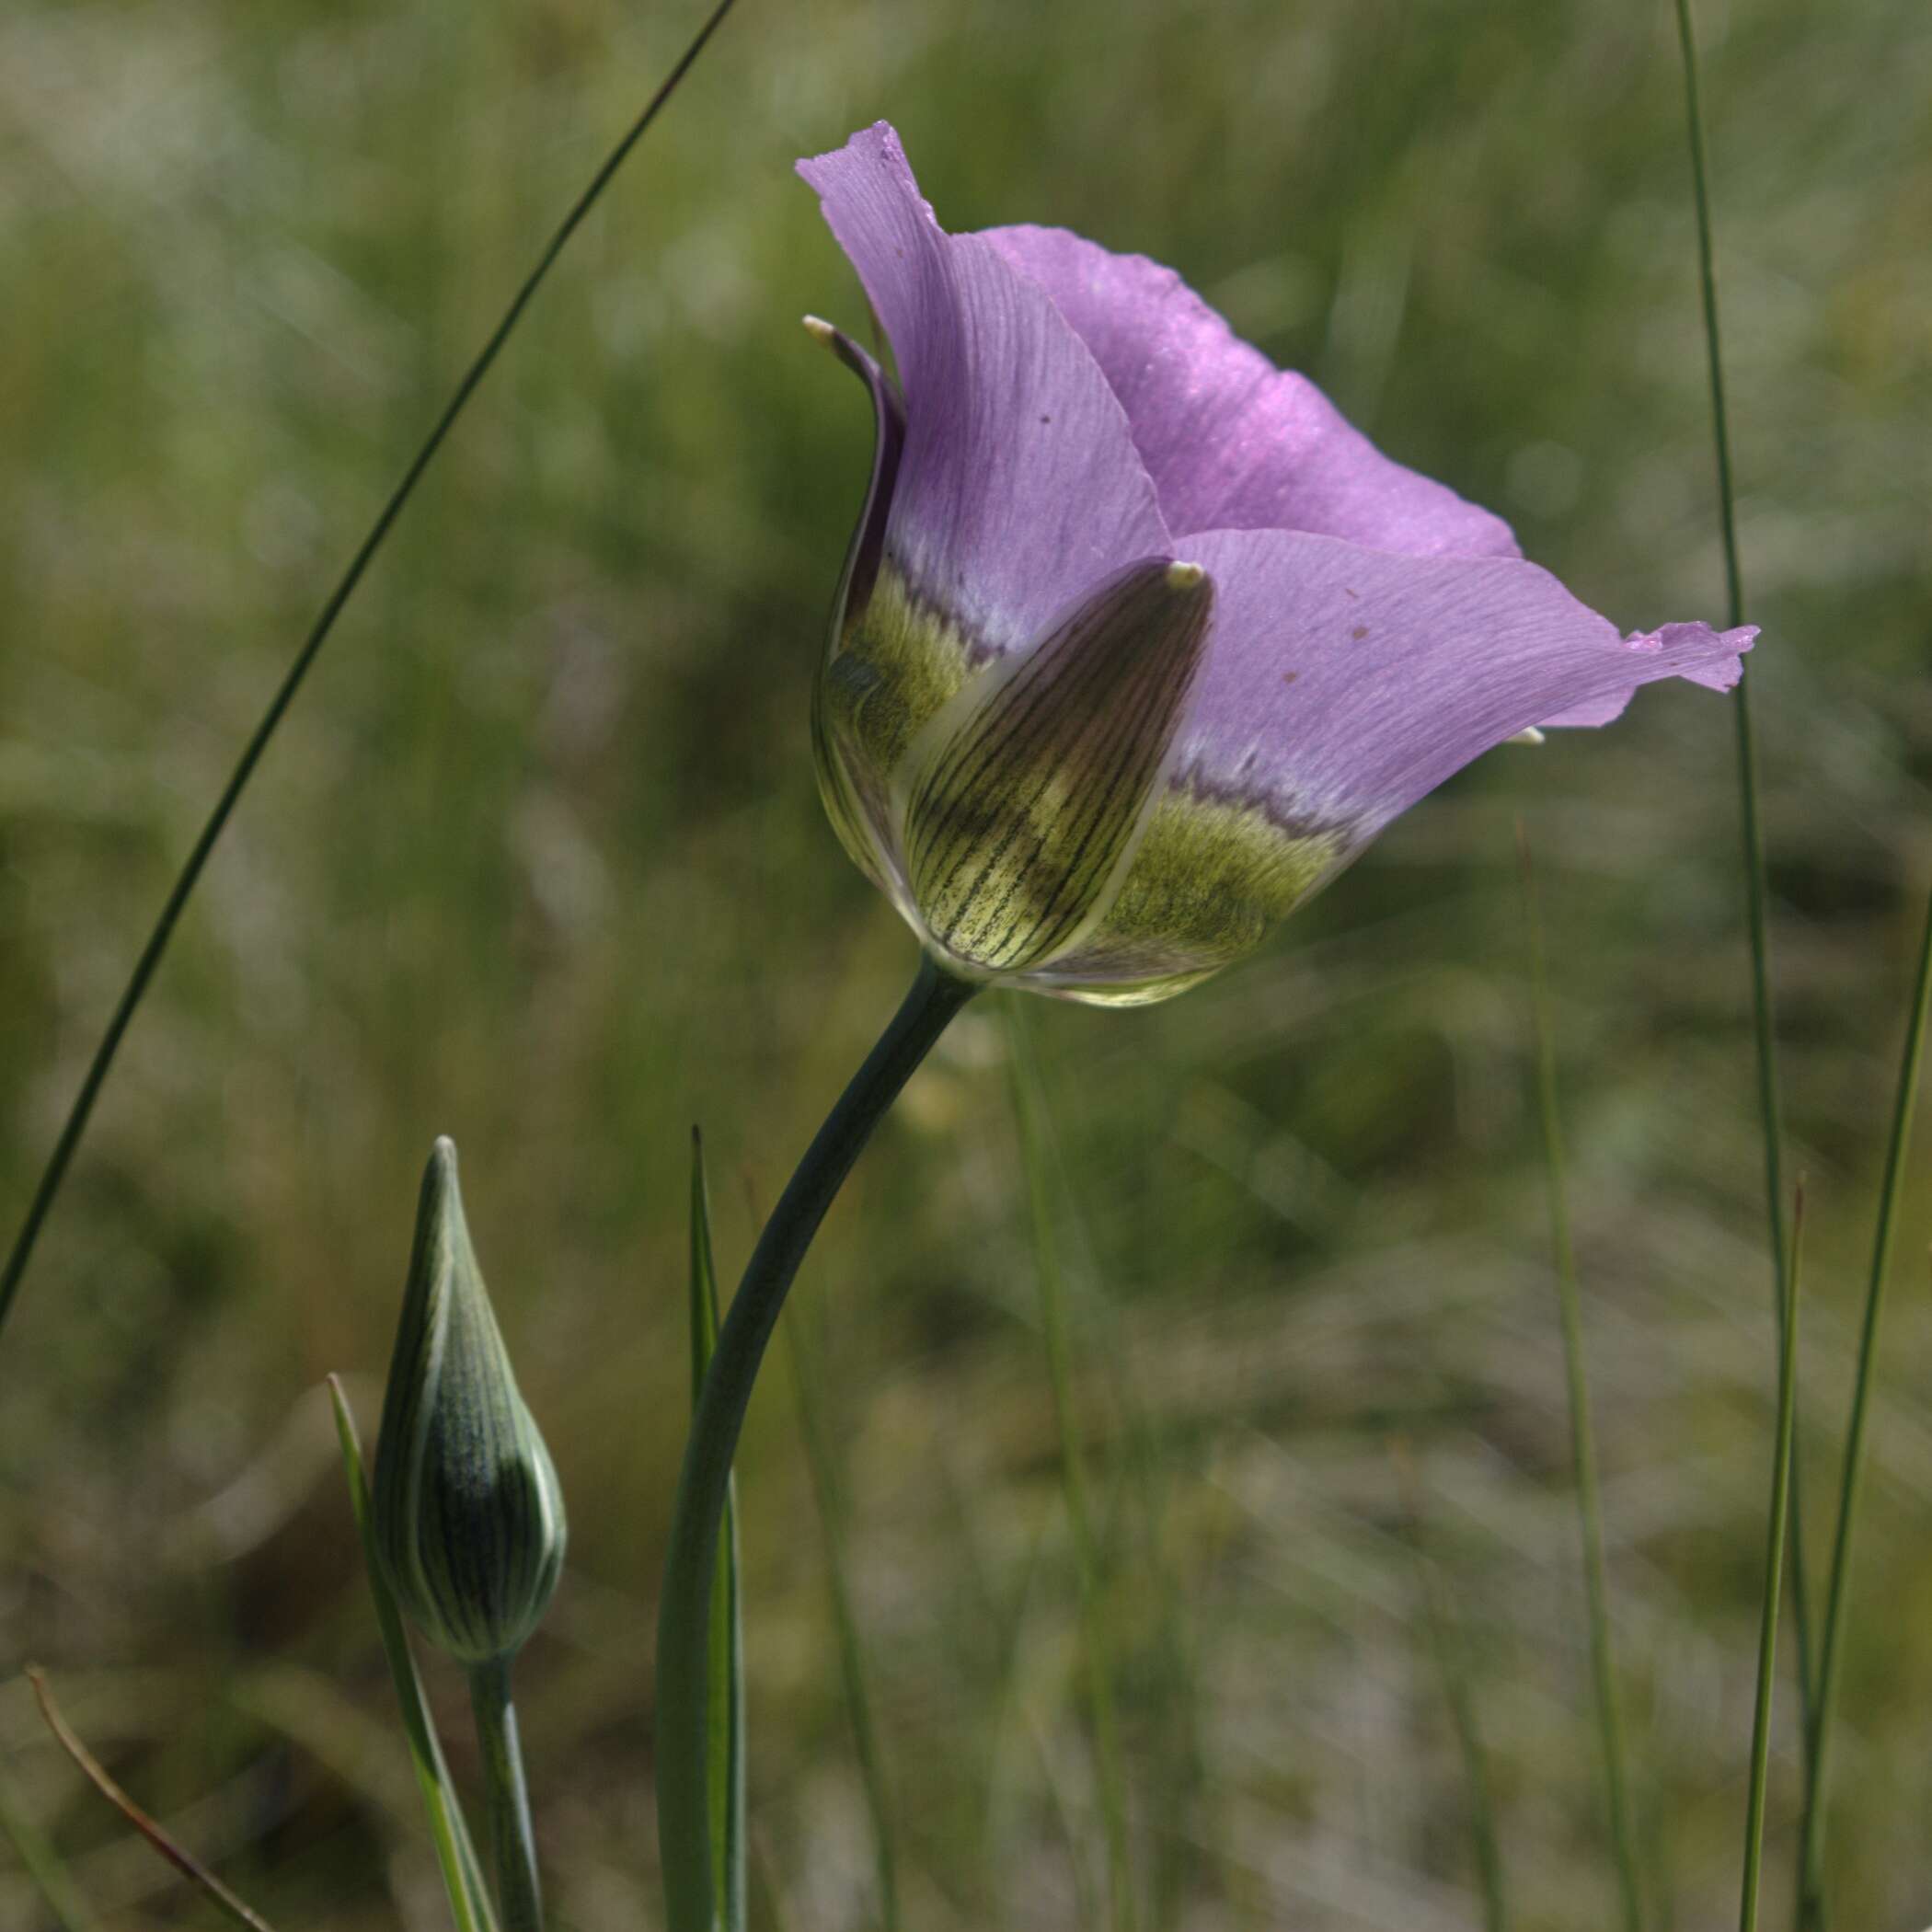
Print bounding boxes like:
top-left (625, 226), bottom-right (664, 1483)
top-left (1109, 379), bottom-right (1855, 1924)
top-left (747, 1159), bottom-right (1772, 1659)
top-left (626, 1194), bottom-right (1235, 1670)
top-left (4, 0), bottom-right (1931, 1925)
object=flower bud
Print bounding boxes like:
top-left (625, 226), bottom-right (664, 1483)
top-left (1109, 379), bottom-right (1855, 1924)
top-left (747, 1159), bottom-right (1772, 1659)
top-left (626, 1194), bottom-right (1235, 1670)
top-left (373, 1138), bottom-right (566, 1666)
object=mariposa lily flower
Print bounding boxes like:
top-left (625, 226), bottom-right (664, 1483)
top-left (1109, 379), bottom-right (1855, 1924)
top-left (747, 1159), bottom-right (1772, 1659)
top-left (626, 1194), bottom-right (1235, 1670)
top-left (798, 122), bottom-right (1755, 1006)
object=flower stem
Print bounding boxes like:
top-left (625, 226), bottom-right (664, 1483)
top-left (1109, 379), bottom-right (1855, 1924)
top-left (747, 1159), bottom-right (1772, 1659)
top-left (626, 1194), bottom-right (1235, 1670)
top-left (469, 1659), bottom-right (543, 1932)
top-left (655, 951), bottom-right (979, 1932)
top-left (1795, 887), bottom-right (1932, 1928)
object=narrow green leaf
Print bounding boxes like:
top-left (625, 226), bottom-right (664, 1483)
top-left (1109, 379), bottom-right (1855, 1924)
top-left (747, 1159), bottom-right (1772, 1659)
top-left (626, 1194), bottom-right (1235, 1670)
top-left (688, 1132), bottom-right (746, 1932)
top-left (329, 1375), bottom-right (499, 1932)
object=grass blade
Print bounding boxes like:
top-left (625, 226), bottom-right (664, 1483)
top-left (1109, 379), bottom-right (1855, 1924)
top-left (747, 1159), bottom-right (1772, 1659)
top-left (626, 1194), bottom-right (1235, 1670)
top-left (1740, 1180), bottom-right (1804, 1932)
top-left (1004, 995), bottom-right (1138, 1932)
top-left (1796, 889), bottom-right (1932, 1926)
top-left (328, 1375), bottom-right (499, 1932)
top-left (1518, 826), bottom-right (1642, 1932)
top-left (785, 1306), bottom-right (900, 1932)
top-left (0, 0), bottom-right (742, 1348)
top-left (688, 1131), bottom-right (747, 1932)
top-left (1393, 1446), bottom-right (1509, 1932)
top-left (26, 1668), bottom-right (276, 1932)
top-left (1668, 0), bottom-right (1817, 1732)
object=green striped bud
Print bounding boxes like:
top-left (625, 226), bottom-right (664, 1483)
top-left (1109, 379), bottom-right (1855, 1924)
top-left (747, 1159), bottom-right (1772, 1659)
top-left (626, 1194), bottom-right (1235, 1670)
top-left (373, 1138), bottom-right (566, 1667)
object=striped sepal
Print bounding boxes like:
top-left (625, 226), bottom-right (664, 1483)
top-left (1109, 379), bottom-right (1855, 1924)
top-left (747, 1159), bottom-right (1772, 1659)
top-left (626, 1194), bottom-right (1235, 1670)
top-left (900, 558), bottom-right (1213, 973)
top-left (373, 1139), bottom-right (567, 1668)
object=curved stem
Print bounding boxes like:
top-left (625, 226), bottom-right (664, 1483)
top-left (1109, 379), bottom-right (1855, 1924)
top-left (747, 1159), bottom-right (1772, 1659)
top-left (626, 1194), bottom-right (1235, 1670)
top-left (469, 1658), bottom-right (543, 1932)
top-left (0, 0), bottom-right (740, 1346)
top-left (655, 952), bottom-right (978, 1932)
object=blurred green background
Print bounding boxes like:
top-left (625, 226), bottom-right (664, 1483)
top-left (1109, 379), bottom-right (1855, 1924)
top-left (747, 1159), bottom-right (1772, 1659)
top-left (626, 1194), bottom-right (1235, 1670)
top-left (3, 0), bottom-right (1930, 1925)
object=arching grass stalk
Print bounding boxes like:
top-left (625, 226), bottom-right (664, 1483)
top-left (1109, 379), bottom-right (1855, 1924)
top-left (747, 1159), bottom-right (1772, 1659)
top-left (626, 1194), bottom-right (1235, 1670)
top-left (1796, 890), bottom-right (1932, 1928)
top-left (0, 0), bottom-right (741, 1348)
top-left (655, 955), bottom-right (979, 1932)
top-left (1739, 1179), bottom-right (1803, 1932)
top-left (1518, 826), bottom-right (1642, 1932)
top-left (1004, 995), bottom-right (1138, 1932)
top-left (1668, 0), bottom-right (1816, 1730)
top-left (26, 1669), bottom-right (276, 1932)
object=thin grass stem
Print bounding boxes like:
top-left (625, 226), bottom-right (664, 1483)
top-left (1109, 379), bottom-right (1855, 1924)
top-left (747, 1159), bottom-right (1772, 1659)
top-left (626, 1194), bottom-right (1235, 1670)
top-left (1668, 0), bottom-right (1817, 1741)
top-left (27, 1669), bottom-right (277, 1932)
top-left (1005, 995), bottom-right (1138, 1932)
top-left (0, 0), bottom-right (740, 1347)
top-left (1739, 1179), bottom-right (1803, 1932)
top-left (1518, 826), bottom-right (1642, 1932)
top-left (1796, 889), bottom-right (1932, 1927)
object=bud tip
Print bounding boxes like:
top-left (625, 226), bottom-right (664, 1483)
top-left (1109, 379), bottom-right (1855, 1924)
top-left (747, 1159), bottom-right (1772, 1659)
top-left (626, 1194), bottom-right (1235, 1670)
top-left (1165, 560), bottom-right (1207, 593)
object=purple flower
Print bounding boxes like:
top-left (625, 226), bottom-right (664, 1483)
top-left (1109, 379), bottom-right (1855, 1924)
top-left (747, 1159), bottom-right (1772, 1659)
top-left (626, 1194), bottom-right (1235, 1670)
top-left (798, 122), bottom-right (1755, 1006)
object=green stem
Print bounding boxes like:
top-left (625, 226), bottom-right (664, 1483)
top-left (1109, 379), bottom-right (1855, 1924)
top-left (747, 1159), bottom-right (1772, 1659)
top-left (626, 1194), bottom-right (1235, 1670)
top-left (469, 1658), bottom-right (543, 1932)
top-left (0, 0), bottom-right (740, 1348)
top-left (1005, 996), bottom-right (1137, 1932)
top-left (655, 952), bottom-right (979, 1932)
top-left (1669, 0), bottom-right (1818, 1742)
top-left (1519, 830), bottom-right (1642, 1932)
top-left (1796, 889), bottom-right (1932, 1927)
top-left (1740, 1181), bottom-right (1803, 1932)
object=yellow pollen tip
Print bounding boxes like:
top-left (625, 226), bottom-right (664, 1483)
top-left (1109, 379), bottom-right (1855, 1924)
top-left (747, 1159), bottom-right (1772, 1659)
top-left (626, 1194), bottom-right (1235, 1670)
top-left (1166, 561), bottom-right (1207, 592)
top-left (1506, 726), bottom-right (1547, 747)
top-left (801, 315), bottom-right (838, 348)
